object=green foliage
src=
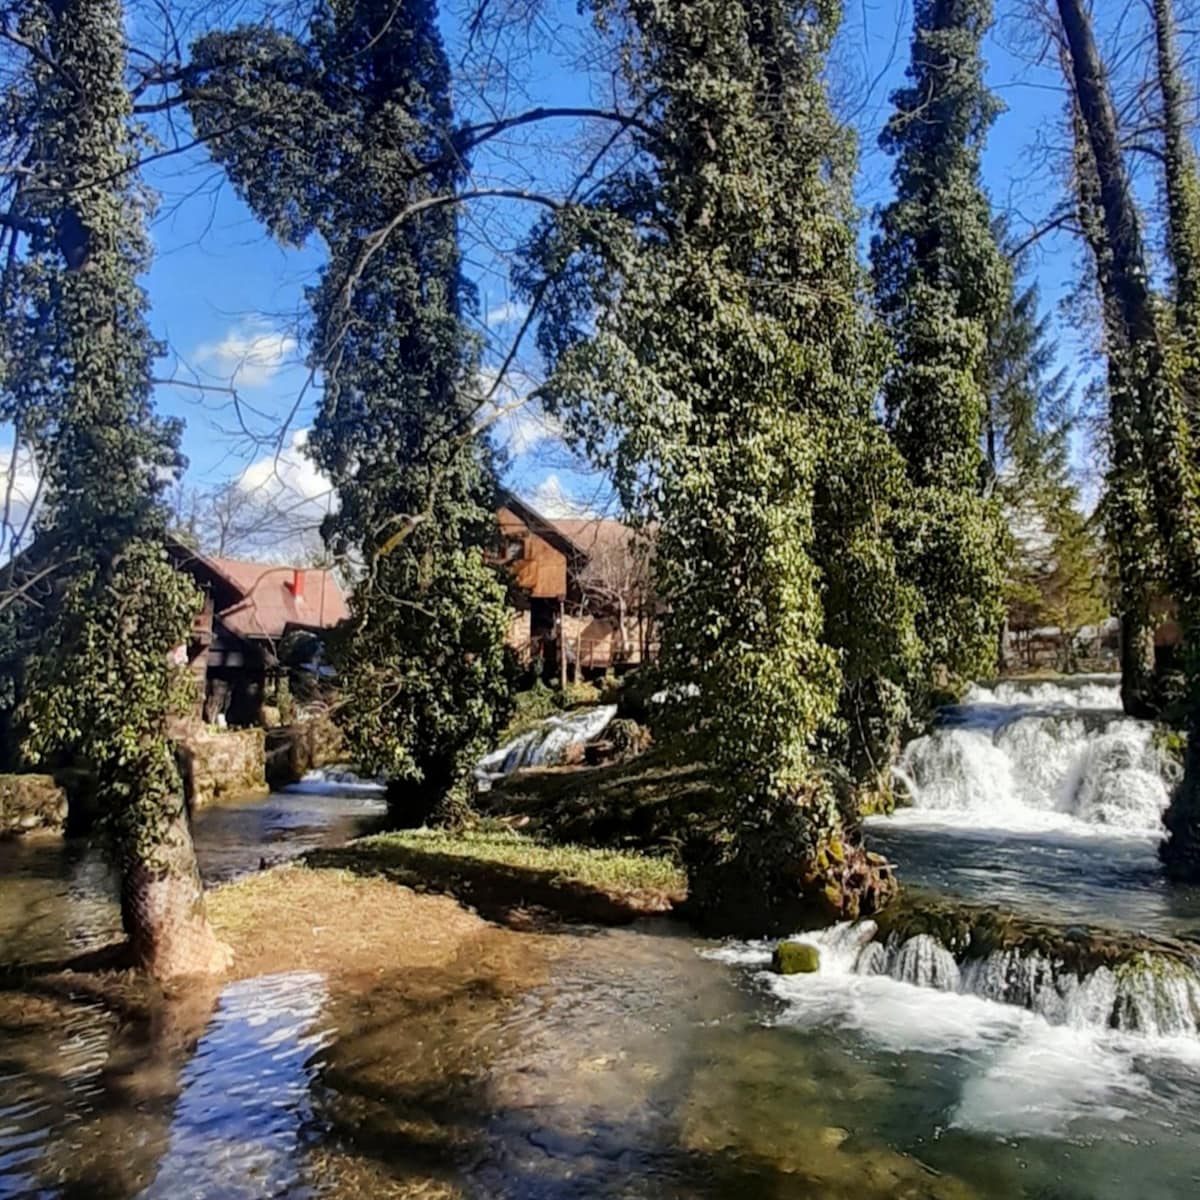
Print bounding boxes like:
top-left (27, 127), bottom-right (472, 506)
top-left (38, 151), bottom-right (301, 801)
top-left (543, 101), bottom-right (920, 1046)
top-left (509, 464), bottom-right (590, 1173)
top-left (871, 0), bottom-right (1010, 686)
top-left (2, 2), bottom-right (197, 861)
top-left (562, 680), bottom-right (602, 708)
top-left (521, 0), bottom-right (909, 921)
top-left (499, 680), bottom-right (562, 743)
top-left (1006, 488), bottom-right (1107, 670)
top-left (191, 0), bottom-right (513, 823)
top-left (21, 545), bottom-right (200, 853)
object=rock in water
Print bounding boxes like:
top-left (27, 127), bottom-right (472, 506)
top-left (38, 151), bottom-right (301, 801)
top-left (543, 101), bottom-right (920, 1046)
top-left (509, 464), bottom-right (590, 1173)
top-left (772, 941), bottom-right (820, 975)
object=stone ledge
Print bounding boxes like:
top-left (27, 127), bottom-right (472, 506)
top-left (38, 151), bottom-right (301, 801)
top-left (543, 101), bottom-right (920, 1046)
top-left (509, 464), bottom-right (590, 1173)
top-left (0, 774), bottom-right (67, 837)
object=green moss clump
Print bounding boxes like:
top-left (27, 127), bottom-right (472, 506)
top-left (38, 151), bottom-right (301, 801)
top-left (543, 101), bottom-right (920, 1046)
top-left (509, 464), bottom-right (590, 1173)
top-left (772, 941), bottom-right (820, 975)
top-left (1153, 723), bottom-right (1187, 773)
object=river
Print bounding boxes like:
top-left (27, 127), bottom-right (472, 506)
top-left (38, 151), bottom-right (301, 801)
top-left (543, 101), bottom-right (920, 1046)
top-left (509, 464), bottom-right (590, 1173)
top-left (3, 682), bottom-right (1200, 1198)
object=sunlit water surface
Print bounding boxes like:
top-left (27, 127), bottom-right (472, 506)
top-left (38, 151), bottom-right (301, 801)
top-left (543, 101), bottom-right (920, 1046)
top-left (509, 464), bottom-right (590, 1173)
top-left (4, 687), bottom-right (1200, 1197)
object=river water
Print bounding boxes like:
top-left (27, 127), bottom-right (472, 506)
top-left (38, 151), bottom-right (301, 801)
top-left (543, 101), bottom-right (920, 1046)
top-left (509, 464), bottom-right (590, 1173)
top-left (4, 685), bottom-right (1200, 1198)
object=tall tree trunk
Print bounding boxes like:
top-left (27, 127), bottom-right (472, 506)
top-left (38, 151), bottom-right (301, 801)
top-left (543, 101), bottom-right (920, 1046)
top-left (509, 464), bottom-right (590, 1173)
top-left (1153, 0), bottom-right (1200, 382)
top-left (1121, 606), bottom-right (1158, 717)
top-left (1062, 26), bottom-right (1160, 718)
top-left (119, 785), bottom-right (231, 978)
top-left (1057, 0), bottom-right (1200, 873)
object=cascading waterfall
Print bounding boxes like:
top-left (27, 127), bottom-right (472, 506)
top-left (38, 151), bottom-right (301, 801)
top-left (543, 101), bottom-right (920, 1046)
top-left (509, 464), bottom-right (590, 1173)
top-left (716, 920), bottom-right (1200, 1041)
top-left (892, 675), bottom-right (1178, 833)
top-left (474, 705), bottom-right (618, 789)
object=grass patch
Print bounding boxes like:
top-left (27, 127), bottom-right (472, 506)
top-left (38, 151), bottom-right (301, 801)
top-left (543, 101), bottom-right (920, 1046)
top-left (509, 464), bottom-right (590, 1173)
top-left (309, 825), bottom-right (686, 927)
top-left (480, 737), bottom-right (721, 855)
top-left (361, 828), bottom-right (685, 896)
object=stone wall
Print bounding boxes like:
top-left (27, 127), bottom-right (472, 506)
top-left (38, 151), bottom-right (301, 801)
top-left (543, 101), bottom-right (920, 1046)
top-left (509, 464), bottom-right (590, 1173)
top-left (0, 773), bottom-right (67, 836)
top-left (174, 723), bottom-right (268, 807)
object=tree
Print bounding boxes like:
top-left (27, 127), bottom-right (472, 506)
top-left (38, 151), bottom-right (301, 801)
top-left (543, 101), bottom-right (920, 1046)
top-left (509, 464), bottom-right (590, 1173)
top-left (1054, 0), bottom-right (1200, 877)
top-left (523, 0), bottom-right (909, 929)
top-left (1065, 83), bottom-right (1159, 714)
top-left (1, 0), bottom-right (229, 977)
top-left (190, 0), bottom-right (513, 826)
top-left (871, 0), bottom-right (1011, 689)
top-left (1153, 0), bottom-right (1200, 421)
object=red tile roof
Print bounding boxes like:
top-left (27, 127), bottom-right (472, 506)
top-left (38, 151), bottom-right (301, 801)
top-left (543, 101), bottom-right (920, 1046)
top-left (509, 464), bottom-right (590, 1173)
top-left (207, 556), bottom-right (349, 641)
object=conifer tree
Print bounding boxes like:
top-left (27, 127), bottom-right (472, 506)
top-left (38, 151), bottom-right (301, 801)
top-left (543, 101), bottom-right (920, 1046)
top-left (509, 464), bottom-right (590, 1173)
top-left (524, 0), bottom-right (908, 928)
top-left (871, 0), bottom-right (1010, 690)
top-left (2, 0), bottom-right (228, 976)
top-left (191, 0), bottom-right (512, 825)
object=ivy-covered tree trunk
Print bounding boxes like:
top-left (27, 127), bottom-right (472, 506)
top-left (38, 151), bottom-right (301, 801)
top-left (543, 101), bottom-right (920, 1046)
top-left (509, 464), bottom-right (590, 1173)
top-left (190, 2), bottom-right (513, 829)
top-left (870, 0), bottom-right (1010, 695)
top-left (118, 758), bottom-right (230, 978)
top-left (525, 0), bottom-right (906, 930)
top-left (1056, 0), bottom-right (1200, 876)
top-left (4, 1), bottom-right (228, 976)
top-left (1153, 0), bottom-right (1200, 408)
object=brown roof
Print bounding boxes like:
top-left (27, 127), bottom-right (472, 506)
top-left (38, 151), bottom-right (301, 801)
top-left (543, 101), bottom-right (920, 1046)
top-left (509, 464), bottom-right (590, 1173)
top-left (206, 556), bottom-right (349, 641)
top-left (549, 517), bottom-right (641, 561)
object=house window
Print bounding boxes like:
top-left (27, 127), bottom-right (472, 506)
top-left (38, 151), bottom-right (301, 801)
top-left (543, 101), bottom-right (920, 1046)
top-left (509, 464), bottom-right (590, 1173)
top-left (504, 537), bottom-right (525, 562)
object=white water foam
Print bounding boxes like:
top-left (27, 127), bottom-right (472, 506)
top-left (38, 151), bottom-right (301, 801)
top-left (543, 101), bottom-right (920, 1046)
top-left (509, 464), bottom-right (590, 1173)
top-left (475, 705), bottom-right (618, 789)
top-left (890, 677), bottom-right (1175, 836)
top-left (708, 923), bottom-right (1200, 1138)
top-left (286, 766), bottom-right (385, 795)
top-left (964, 676), bottom-right (1123, 710)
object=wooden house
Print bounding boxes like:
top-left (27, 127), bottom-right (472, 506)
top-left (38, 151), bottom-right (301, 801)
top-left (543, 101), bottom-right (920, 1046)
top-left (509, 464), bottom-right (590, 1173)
top-left (167, 538), bottom-right (349, 726)
top-left (496, 491), bottom-right (656, 677)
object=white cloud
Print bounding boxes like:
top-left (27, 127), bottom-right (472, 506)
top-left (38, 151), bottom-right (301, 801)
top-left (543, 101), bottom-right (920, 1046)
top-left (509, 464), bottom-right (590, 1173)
top-left (194, 322), bottom-right (299, 388)
top-left (528, 473), bottom-right (597, 519)
top-left (237, 428), bottom-right (332, 508)
top-left (0, 441), bottom-right (41, 556)
top-left (484, 300), bottom-right (528, 327)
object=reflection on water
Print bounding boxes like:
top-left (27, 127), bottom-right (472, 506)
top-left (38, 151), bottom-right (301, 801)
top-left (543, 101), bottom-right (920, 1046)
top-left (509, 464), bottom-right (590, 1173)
top-left (0, 785), bottom-right (387, 965)
top-left (5, 920), bottom-right (1200, 1198)
top-left (142, 972), bottom-right (330, 1200)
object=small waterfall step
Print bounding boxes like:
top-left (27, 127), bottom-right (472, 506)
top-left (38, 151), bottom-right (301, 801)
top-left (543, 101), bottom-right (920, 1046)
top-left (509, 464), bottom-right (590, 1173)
top-left (475, 705), bottom-right (618, 790)
top-left (720, 893), bottom-right (1200, 1040)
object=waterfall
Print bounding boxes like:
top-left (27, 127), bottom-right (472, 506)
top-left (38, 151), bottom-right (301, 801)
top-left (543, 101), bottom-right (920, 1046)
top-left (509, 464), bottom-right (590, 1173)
top-left (761, 922), bottom-right (1200, 1041)
top-left (475, 705), bottom-right (618, 789)
top-left (892, 674), bottom-right (1177, 834)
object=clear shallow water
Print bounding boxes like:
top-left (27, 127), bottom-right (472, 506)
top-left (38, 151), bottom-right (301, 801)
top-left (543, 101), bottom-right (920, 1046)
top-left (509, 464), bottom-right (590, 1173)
top-left (0, 780), bottom-right (387, 964)
top-left (5, 921), bottom-right (1200, 1199)
top-left (5, 677), bottom-right (1200, 1197)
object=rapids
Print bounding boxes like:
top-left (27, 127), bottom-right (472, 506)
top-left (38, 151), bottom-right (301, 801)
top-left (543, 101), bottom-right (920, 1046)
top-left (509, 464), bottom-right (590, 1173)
top-left (891, 675), bottom-right (1176, 835)
top-left (474, 704), bottom-right (617, 788)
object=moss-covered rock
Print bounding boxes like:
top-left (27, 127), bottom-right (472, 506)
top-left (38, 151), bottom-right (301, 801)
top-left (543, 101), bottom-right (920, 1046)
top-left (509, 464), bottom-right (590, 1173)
top-left (875, 889), bottom-right (1200, 979)
top-left (772, 941), bottom-right (820, 974)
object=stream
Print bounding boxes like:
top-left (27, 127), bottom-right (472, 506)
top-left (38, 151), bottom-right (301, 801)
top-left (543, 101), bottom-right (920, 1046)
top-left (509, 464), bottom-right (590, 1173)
top-left (4, 681), bottom-right (1200, 1198)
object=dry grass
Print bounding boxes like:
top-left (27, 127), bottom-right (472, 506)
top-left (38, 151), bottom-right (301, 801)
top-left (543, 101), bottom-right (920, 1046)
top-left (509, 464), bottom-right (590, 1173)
top-left (207, 862), bottom-right (534, 984)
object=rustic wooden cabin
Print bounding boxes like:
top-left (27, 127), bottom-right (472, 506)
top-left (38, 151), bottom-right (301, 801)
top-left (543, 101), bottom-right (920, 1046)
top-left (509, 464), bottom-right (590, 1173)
top-left (495, 491), bottom-right (656, 678)
top-left (167, 538), bottom-right (349, 726)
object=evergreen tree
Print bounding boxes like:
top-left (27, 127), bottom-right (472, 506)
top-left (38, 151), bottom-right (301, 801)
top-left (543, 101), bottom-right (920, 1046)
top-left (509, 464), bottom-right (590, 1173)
top-left (2, 1), bottom-right (228, 976)
top-left (871, 0), bottom-right (1010, 689)
top-left (191, 0), bottom-right (512, 826)
top-left (523, 0), bottom-right (910, 929)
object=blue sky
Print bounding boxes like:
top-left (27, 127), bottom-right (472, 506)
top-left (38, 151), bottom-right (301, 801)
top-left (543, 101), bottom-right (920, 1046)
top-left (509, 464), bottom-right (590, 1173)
top-left (124, 0), bottom-right (1148, 544)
